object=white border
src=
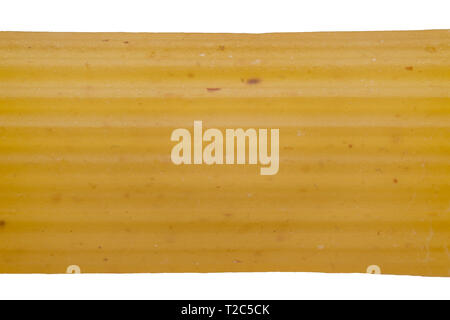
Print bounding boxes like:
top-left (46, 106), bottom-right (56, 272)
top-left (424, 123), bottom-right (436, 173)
top-left (0, 0), bottom-right (449, 32)
top-left (1, 273), bottom-right (449, 300)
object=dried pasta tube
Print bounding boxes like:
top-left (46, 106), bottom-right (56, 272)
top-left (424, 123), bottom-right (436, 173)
top-left (0, 30), bottom-right (449, 276)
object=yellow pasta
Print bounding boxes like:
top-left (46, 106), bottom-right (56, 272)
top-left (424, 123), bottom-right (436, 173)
top-left (0, 30), bottom-right (449, 275)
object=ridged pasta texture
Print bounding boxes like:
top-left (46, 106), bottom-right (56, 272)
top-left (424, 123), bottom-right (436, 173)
top-left (0, 30), bottom-right (449, 275)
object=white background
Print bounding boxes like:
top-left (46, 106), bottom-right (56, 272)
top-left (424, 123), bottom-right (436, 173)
top-left (0, 0), bottom-right (449, 32)
top-left (0, 0), bottom-right (449, 300)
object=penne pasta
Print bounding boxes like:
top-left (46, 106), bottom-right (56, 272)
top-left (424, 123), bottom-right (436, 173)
top-left (0, 30), bottom-right (449, 275)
